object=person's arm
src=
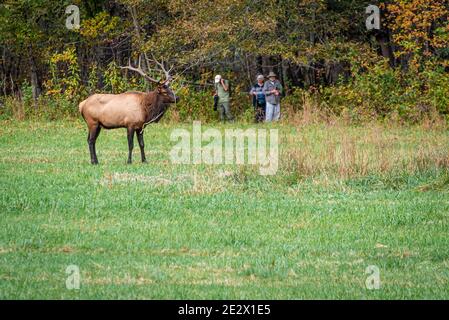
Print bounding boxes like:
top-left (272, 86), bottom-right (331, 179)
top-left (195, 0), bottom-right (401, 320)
top-left (277, 82), bottom-right (283, 96)
top-left (264, 82), bottom-right (272, 96)
top-left (221, 79), bottom-right (228, 92)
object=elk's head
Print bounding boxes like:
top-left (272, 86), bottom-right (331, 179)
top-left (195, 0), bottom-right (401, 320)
top-left (157, 80), bottom-right (179, 104)
top-left (121, 55), bottom-right (179, 104)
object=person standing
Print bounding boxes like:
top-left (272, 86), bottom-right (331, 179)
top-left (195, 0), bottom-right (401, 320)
top-left (263, 71), bottom-right (283, 122)
top-left (214, 75), bottom-right (234, 122)
top-left (250, 74), bottom-right (266, 123)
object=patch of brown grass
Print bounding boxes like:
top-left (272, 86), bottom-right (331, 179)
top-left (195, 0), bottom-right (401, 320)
top-left (282, 123), bottom-right (449, 179)
top-left (4, 97), bottom-right (26, 121)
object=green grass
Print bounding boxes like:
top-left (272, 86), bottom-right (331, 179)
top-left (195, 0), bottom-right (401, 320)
top-left (0, 120), bottom-right (449, 299)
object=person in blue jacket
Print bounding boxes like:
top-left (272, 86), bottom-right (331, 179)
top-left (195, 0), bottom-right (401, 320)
top-left (250, 74), bottom-right (266, 123)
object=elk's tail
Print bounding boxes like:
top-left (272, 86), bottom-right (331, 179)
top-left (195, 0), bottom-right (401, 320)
top-left (78, 99), bottom-right (86, 113)
top-left (78, 99), bottom-right (88, 121)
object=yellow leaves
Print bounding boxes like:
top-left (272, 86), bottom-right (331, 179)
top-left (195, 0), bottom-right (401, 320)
top-left (46, 47), bottom-right (81, 100)
top-left (44, 88), bottom-right (62, 97)
top-left (79, 12), bottom-right (121, 41)
top-left (50, 47), bottom-right (77, 66)
top-left (385, 0), bottom-right (448, 65)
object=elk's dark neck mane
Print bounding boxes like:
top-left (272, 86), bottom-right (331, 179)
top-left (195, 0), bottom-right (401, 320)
top-left (141, 90), bottom-right (168, 123)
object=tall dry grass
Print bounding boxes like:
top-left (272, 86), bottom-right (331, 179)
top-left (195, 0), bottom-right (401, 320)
top-left (281, 96), bottom-right (449, 179)
top-left (3, 96), bottom-right (25, 120)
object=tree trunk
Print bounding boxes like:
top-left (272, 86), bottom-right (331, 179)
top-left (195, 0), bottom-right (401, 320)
top-left (256, 55), bottom-right (263, 75)
top-left (281, 58), bottom-right (289, 95)
top-left (375, 31), bottom-right (396, 68)
top-left (262, 56), bottom-right (271, 76)
top-left (28, 46), bottom-right (41, 107)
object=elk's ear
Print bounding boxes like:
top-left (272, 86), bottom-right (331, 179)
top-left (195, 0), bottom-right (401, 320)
top-left (158, 79), bottom-right (169, 87)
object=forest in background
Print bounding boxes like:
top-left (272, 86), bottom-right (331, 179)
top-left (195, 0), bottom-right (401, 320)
top-left (0, 0), bottom-right (448, 123)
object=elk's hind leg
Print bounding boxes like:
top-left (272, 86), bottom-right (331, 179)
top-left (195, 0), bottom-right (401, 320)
top-left (88, 124), bottom-right (101, 165)
top-left (136, 129), bottom-right (147, 163)
top-left (127, 127), bottom-right (135, 164)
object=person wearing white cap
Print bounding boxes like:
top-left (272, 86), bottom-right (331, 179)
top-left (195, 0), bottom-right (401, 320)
top-left (214, 75), bottom-right (234, 122)
top-left (263, 71), bottom-right (283, 122)
top-left (250, 74), bottom-right (266, 123)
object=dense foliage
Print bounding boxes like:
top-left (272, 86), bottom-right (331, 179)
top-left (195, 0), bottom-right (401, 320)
top-left (0, 0), bottom-right (448, 122)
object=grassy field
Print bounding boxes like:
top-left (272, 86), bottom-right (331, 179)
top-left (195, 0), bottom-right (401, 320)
top-left (0, 119), bottom-right (449, 299)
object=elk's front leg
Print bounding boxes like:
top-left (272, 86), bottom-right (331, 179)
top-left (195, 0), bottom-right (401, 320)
top-left (127, 128), bottom-right (135, 164)
top-left (136, 129), bottom-right (147, 163)
top-left (88, 125), bottom-right (101, 165)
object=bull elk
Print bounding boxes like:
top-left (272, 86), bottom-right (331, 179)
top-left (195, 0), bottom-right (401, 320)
top-left (79, 57), bottom-right (179, 165)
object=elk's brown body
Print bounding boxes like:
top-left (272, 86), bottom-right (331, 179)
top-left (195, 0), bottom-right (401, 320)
top-left (80, 91), bottom-right (169, 129)
top-left (79, 84), bottom-right (178, 165)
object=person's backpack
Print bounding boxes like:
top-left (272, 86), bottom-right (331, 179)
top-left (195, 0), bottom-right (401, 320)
top-left (213, 95), bottom-right (219, 111)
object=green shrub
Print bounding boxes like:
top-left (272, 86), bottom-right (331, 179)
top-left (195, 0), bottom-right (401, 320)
top-left (2, 58), bottom-right (448, 125)
top-left (318, 59), bottom-right (449, 123)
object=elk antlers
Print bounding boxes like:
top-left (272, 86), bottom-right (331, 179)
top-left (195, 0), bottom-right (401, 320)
top-left (120, 54), bottom-right (172, 85)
